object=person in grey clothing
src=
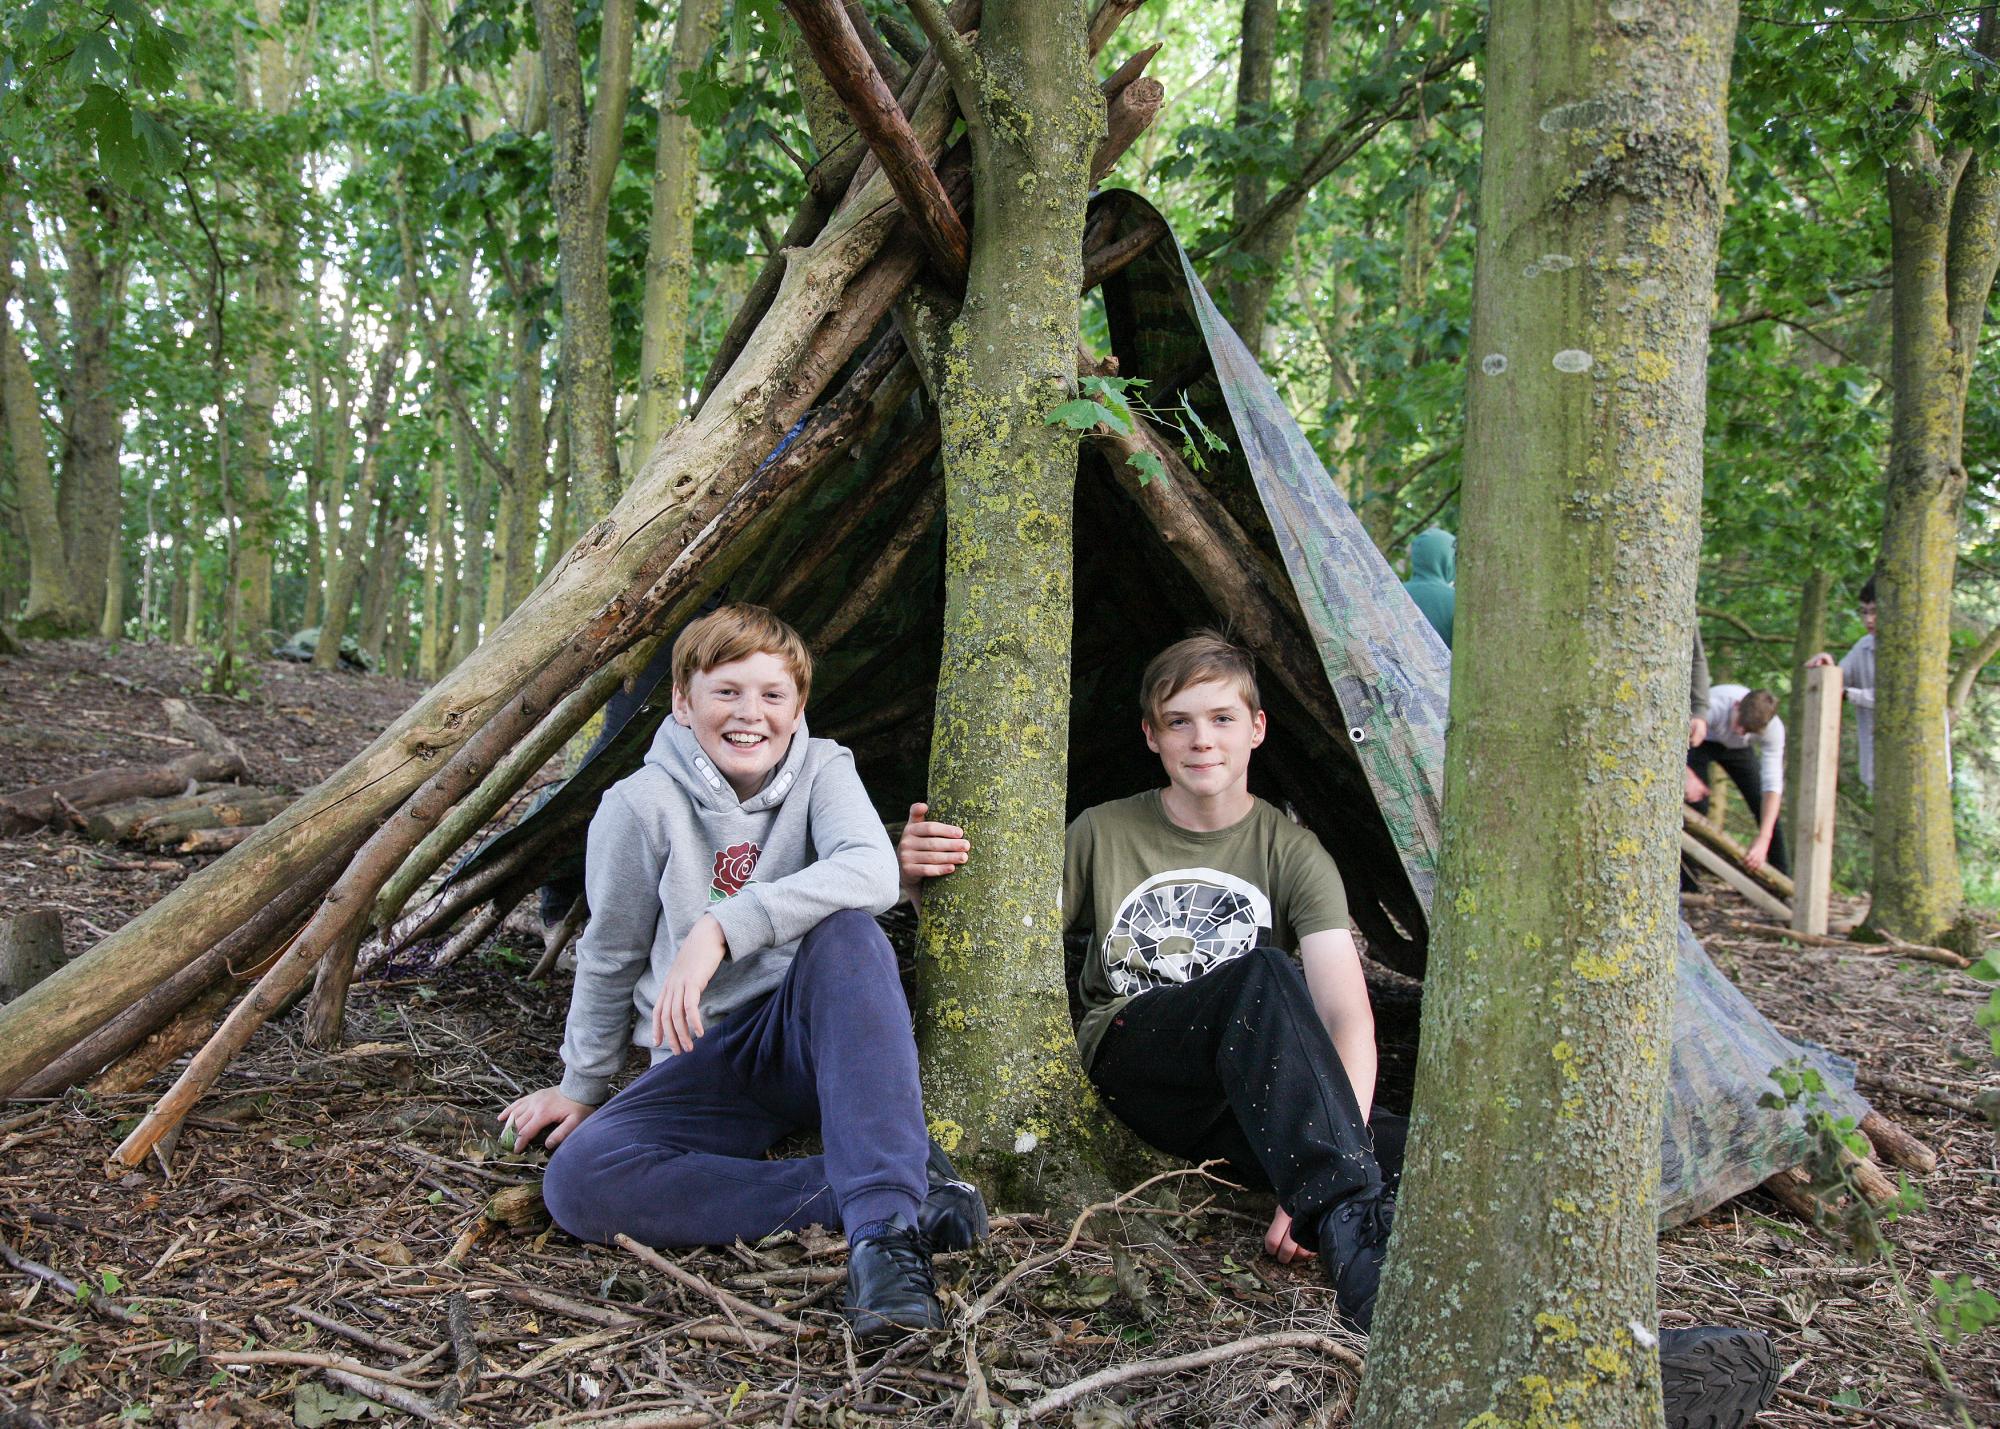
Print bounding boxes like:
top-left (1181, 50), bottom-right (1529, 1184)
top-left (500, 605), bottom-right (985, 1339)
top-left (1808, 577), bottom-right (1878, 789)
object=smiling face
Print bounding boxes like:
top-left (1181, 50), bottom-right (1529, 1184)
top-left (1144, 678), bottom-right (1266, 806)
top-left (672, 651), bottom-right (803, 801)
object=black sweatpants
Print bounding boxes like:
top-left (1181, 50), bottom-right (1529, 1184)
top-left (1687, 739), bottom-right (1790, 874)
top-left (1085, 946), bottom-right (1400, 1240)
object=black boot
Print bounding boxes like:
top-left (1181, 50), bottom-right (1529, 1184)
top-left (919, 1139), bottom-right (990, 1252)
top-left (1660, 1325), bottom-right (1777, 1429)
top-left (842, 1220), bottom-right (944, 1340)
top-left (1315, 1188), bottom-right (1395, 1332)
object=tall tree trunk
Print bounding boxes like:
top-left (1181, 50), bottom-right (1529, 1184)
top-left (543, 388), bottom-right (571, 580)
top-left (453, 451), bottom-right (493, 668)
top-left (633, 0), bottom-right (724, 462)
top-left (1355, 0), bottom-right (1735, 1419)
top-left (0, 224), bottom-right (76, 634)
top-left (55, 198), bottom-right (129, 635)
top-left (313, 338), bottom-right (402, 669)
top-left (358, 499), bottom-right (406, 664)
top-left (99, 534), bottom-right (124, 639)
top-left (418, 440), bottom-right (447, 680)
top-left (504, 300), bottom-right (548, 612)
top-left (910, 0), bottom-right (1102, 1206)
top-left (533, 0), bottom-right (636, 525)
top-left (234, 0), bottom-right (306, 640)
top-left (1871, 18), bottom-right (1999, 943)
top-left (1223, 0), bottom-right (1276, 352)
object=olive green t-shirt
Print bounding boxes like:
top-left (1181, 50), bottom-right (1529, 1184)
top-left (1063, 791), bottom-right (1350, 1070)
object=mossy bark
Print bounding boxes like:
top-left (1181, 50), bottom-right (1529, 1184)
top-left (912, 0), bottom-right (1106, 1210)
top-left (1871, 37), bottom-right (1999, 943)
top-left (0, 201), bottom-right (77, 635)
top-left (533, 0), bottom-right (634, 525)
top-left (1353, 0), bottom-right (1735, 1422)
top-left (633, 0), bottom-right (723, 462)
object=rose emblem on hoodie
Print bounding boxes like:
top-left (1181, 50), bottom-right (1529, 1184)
top-left (709, 841), bottom-right (762, 902)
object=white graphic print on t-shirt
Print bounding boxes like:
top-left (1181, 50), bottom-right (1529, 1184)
top-left (1102, 866), bottom-right (1273, 996)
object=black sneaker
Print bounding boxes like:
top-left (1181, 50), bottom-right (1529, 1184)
top-left (919, 1139), bottom-right (990, 1252)
top-left (842, 1222), bottom-right (944, 1341)
top-left (1315, 1188), bottom-right (1395, 1332)
top-left (1660, 1325), bottom-right (1777, 1429)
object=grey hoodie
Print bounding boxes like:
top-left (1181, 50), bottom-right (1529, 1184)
top-left (557, 715), bottom-right (899, 1105)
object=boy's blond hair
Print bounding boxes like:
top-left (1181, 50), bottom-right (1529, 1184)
top-left (672, 603), bottom-right (813, 705)
top-left (1736, 688), bottom-right (1778, 734)
top-left (1140, 632), bottom-right (1261, 728)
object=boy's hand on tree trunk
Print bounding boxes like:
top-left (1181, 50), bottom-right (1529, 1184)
top-left (654, 915), bottom-right (728, 1055)
top-left (896, 801), bottom-right (969, 907)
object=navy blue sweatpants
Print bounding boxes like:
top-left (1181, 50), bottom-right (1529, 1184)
top-left (542, 909), bottom-right (928, 1247)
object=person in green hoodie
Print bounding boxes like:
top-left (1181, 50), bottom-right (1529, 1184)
top-left (1402, 527), bottom-right (1456, 648)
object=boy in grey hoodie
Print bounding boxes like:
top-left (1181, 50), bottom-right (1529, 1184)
top-left (501, 604), bottom-right (984, 1338)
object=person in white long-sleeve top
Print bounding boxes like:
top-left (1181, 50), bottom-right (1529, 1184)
top-left (1686, 685), bottom-right (1788, 874)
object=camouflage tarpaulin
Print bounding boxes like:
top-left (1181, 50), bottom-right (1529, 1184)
top-left (1141, 195), bottom-right (1868, 1225)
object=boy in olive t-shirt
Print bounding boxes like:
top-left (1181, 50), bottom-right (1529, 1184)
top-left (899, 633), bottom-right (1397, 1330)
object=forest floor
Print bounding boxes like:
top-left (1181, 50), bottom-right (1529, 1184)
top-left (1, 638), bottom-right (1996, 1428)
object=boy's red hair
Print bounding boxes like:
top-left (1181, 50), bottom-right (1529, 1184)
top-left (672, 604), bottom-right (813, 705)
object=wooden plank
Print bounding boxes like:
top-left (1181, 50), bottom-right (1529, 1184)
top-left (1680, 832), bottom-right (1792, 922)
top-left (1791, 664), bottom-right (1841, 936)
top-left (1683, 806), bottom-right (1794, 900)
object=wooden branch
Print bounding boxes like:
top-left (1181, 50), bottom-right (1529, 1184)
top-left (1099, 42), bottom-right (1160, 99)
top-left (1024, 1331), bottom-right (1361, 1419)
top-left (1948, 618), bottom-right (2000, 718)
top-left (614, 1233), bottom-right (820, 1339)
top-left (1683, 807), bottom-right (1795, 900)
top-left (1093, 78), bottom-right (1163, 182)
top-left (86, 980), bottom-right (235, 1095)
top-left (813, 474), bottom-right (944, 652)
top-left (785, 0), bottom-right (970, 284)
top-left (0, 1238), bottom-right (142, 1323)
top-left (529, 893), bottom-right (589, 980)
top-left (1859, 1110), bottom-right (1938, 1176)
top-left (1082, 214), bottom-right (1169, 291)
top-left (1724, 918), bottom-right (1968, 969)
top-left (1679, 833), bottom-right (1792, 921)
top-left (1761, 1166), bottom-right (1824, 1223)
top-left (0, 749), bottom-right (245, 835)
top-left (161, 699), bottom-right (247, 764)
top-left (1698, 604), bottom-right (1790, 645)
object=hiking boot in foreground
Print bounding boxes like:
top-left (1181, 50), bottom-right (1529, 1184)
top-left (842, 1220), bottom-right (944, 1341)
top-left (1316, 1188), bottom-right (1395, 1332)
top-left (919, 1138), bottom-right (990, 1252)
top-left (1660, 1325), bottom-right (1778, 1429)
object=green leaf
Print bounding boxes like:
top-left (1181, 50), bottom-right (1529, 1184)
top-left (1047, 399), bottom-right (1122, 434)
top-left (73, 84), bottom-right (143, 186)
top-left (1126, 449), bottom-right (1167, 487)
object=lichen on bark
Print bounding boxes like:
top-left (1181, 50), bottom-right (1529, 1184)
top-left (908, 0), bottom-right (1109, 1209)
top-left (1354, 0), bottom-right (1737, 1422)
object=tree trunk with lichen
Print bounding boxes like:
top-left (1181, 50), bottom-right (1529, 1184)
top-left (912, 0), bottom-right (1104, 1209)
top-left (533, 0), bottom-right (634, 526)
top-left (1871, 32), bottom-right (1998, 945)
top-left (1354, 0), bottom-right (1735, 1422)
top-left (633, 0), bottom-right (724, 464)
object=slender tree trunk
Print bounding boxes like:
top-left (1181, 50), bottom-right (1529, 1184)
top-left (418, 441), bottom-right (447, 680)
top-left (0, 235), bottom-right (76, 633)
top-left (533, 0), bottom-right (635, 525)
top-left (358, 503), bottom-right (407, 664)
top-left (633, 0), bottom-right (724, 461)
top-left (55, 203), bottom-right (130, 635)
top-left (910, 0), bottom-right (1103, 1206)
top-left (504, 300), bottom-right (547, 612)
top-left (1871, 21), bottom-right (1998, 943)
top-left (1223, 0), bottom-right (1276, 351)
top-left (452, 450), bottom-right (492, 668)
top-left (1355, 0), bottom-right (1736, 1419)
top-left (313, 338), bottom-right (402, 669)
top-left (99, 534), bottom-right (124, 639)
top-left (543, 389), bottom-right (571, 580)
